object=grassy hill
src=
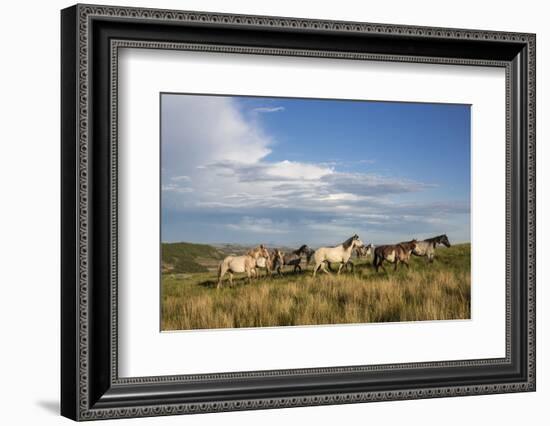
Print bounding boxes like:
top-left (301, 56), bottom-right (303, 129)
top-left (161, 242), bottom-right (225, 274)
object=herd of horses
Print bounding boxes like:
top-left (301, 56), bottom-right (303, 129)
top-left (217, 234), bottom-right (451, 288)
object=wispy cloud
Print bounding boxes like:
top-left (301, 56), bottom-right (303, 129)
top-left (162, 183), bottom-right (194, 193)
top-left (252, 106), bottom-right (285, 113)
top-left (171, 175), bottom-right (191, 182)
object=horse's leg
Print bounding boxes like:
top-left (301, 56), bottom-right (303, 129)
top-left (337, 262), bottom-right (344, 275)
top-left (313, 262), bottom-right (320, 277)
top-left (296, 264), bottom-right (301, 273)
top-left (228, 272), bottom-right (233, 287)
top-left (321, 262), bottom-right (331, 275)
top-left (394, 260), bottom-right (399, 271)
top-left (348, 260), bottom-right (354, 273)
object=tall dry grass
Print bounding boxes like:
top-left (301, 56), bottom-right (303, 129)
top-left (161, 244), bottom-right (470, 330)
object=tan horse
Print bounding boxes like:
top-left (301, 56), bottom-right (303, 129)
top-left (248, 245), bottom-right (274, 277)
top-left (217, 245), bottom-right (269, 288)
top-left (373, 240), bottom-right (417, 272)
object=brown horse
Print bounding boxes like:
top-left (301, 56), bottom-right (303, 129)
top-left (373, 240), bottom-right (417, 272)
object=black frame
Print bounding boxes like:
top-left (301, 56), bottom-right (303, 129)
top-left (61, 4), bottom-right (536, 421)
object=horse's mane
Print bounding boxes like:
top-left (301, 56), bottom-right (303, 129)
top-left (293, 244), bottom-right (307, 255)
top-left (398, 240), bottom-right (417, 250)
top-left (425, 234), bottom-right (446, 243)
top-left (342, 235), bottom-right (357, 250)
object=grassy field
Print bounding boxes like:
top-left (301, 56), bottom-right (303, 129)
top-left (161, 243), bottom-right (470, 331)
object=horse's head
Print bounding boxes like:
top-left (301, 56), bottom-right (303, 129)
top-left (353, 238), bottom-right (364, 249)
top-left (259, 244), bottom-right (270, 259)
top-left (247, 244), bottom-right (270, 260)
top-left (439, 234), bottom-right (451, 247)
top-left (342, 235), bottom-right (360, 250)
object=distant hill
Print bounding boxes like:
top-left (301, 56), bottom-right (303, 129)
top-left (213, 243), bottom-right (297, 256)
top-left (162, 242), bottom-right (225, 274)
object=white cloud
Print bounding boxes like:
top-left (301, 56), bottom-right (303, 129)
top-left (162, 95), bottom-right (272, 176)
top-left (205, 159), bottom-right (333, 182)
top-left (318, 193), bottom-right (362, 202)
top-left (226, 217), bottom-right (290, 234)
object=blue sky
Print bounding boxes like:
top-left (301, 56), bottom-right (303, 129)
top-left (161, 93), bottom-right (470, 246)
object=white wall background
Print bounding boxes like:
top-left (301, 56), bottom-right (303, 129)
top-left (0, 0), bottom-right (546, 424)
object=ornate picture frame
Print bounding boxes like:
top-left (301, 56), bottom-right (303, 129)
top-left (61, 4), bottom-right (535, 421)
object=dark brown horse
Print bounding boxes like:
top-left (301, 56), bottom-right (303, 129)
top-left (373, 240), bottom-right (417, 272)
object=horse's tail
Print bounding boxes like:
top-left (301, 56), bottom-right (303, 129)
top-left (217, 260), bottom-right (223, 281)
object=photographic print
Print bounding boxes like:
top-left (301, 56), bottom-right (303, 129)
top-left (160, 93), bottom-right (471, 331)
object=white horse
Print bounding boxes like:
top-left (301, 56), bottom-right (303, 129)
top-left (312, 234), bottom-right (364, 277)
top-left (217, 245), bottom-right (270, 288)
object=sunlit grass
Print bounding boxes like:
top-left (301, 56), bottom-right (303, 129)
top-left (161, 244), bottom-right (471, 330)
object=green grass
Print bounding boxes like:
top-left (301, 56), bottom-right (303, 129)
top-left (161, 243), bottom-right (471, 330)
